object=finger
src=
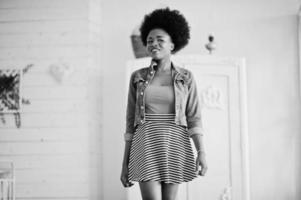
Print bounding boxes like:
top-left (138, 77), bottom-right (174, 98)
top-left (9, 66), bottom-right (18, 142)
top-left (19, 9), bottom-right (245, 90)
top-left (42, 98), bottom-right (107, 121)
top-left (199, 167), bottom-right (208, 176)
top-left (125, 181), bottom-right (134, 188)
top-left (121, 180), bottom-right (127, 187)
top-left (124, 182), bottom-right (130, 187)
top-left (195, 159), bottom-right (200, 171)
top-left (198, 169), bottom-right (205, 176)
top-left (121, 176), bottom-right (134, 188)
top-left (121, 177), bottom-right (128, 187)
top-left (122, 181), bottom-right (126, 187)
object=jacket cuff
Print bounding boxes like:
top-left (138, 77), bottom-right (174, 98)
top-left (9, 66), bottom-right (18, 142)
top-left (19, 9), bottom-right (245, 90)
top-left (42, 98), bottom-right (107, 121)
top-left (187, 127), bottom-right (204, 137)
top-left (124, 132), bottom-right (134, 141)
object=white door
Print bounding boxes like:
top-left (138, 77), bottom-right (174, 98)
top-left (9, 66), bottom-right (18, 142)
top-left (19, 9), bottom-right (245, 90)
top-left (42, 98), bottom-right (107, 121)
top-left (125, 55), bottom-right (250, 200)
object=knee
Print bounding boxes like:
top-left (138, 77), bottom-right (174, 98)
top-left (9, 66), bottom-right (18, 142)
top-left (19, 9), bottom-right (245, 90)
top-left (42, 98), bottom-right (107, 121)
top-left (139, 181), bottom-right (161, 200)
top-left (141, 193), bottom-right (160, 200)
top-left (161, 183), bottom-right (178, 200)
top-left (162, 190), bottom-right (177, 200)
top-left (142, 197), bottom-right (160, 200)
top-left (141, 193), bottom-right (161, 200)
top-left (162, 195), bottom-right (176, 200)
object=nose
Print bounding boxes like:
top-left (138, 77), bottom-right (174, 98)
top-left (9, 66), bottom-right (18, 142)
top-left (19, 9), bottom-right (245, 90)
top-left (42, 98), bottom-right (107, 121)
top-left (149, 40), bottom-right (159, 47)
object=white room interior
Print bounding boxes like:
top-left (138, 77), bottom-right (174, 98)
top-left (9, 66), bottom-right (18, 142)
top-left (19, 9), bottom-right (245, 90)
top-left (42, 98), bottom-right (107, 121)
top-left (0, 0), bottom-right (300, 199)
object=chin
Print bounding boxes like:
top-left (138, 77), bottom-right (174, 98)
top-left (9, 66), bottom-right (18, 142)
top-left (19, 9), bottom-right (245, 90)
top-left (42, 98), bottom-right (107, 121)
top-left (151, 55), bottom-right (163, 61)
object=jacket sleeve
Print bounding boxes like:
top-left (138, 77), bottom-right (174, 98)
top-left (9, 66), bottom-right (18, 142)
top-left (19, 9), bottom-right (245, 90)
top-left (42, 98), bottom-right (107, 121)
top-left (124, 72), bottom-right (137, 141)
top-left (185, 71), bottom-right (205, 137)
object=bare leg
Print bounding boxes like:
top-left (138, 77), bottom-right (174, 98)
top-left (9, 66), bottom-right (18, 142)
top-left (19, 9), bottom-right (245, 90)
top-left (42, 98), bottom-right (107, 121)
top-left (139, 181), bottom-right (162, 200)
top-left (162, 183), bottom-right (179, 200)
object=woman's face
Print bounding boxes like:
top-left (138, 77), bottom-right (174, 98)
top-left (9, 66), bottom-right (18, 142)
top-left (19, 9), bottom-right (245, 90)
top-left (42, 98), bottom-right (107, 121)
top-left (146, 28), bottom-right (175, 60)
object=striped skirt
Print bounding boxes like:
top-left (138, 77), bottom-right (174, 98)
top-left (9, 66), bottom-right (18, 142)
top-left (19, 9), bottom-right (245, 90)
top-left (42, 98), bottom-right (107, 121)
top-left (128, 113), bottom-right (197, 184)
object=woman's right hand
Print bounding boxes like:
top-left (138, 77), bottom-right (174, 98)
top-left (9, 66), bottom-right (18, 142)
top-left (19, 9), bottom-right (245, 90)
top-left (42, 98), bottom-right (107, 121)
top-left (120, 165), bottom-right (134, 187)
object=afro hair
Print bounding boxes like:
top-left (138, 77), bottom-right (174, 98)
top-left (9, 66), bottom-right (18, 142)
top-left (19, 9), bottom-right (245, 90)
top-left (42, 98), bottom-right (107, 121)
top-left (140, 7), bottom-right (190, 53)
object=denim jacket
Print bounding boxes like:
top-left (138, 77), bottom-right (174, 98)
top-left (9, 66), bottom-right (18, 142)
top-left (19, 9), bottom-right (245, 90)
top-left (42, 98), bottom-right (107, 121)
top-left (124, 61), bottom-right (204, 141)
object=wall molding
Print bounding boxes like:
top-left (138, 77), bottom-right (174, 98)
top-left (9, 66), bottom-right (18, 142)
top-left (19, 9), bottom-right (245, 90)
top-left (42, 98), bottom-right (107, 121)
top-left (298, 5), bottom-right (301, 99)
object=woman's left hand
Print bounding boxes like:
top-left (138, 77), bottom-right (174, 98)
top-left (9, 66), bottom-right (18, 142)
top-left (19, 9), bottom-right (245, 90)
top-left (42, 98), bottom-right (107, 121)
top-left (195, 152), bottom-right (208, 176)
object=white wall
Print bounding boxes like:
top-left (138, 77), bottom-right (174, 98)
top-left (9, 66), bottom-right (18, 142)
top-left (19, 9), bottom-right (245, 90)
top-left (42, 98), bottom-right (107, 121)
top-left (101, 0), bottom-right (300, 200)
top-left (0, 0), bottom-right (102, 199)
top-left (0, 0), bottom-right (299, 199)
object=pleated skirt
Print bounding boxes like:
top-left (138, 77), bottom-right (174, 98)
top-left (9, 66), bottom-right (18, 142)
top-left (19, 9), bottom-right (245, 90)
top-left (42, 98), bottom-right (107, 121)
top-left (128, 113), bottom-right (197, 184)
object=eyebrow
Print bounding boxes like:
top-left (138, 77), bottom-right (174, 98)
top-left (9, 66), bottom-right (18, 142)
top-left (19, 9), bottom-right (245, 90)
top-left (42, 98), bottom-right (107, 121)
top-left (147, 35), bottom-right (165, 39)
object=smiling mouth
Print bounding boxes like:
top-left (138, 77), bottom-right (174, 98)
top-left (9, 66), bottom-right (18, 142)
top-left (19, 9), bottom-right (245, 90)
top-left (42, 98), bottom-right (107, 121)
top-left (151, 49), bottom-right (160, 53)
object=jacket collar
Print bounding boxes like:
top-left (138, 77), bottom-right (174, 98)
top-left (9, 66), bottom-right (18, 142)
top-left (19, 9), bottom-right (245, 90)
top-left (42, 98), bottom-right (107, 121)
top-left (149, 59), bottom-right (185, 81)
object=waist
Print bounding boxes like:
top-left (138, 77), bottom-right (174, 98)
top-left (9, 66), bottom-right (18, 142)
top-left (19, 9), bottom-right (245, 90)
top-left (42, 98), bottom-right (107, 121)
top-left (145, 113), bottom-right (176, 122)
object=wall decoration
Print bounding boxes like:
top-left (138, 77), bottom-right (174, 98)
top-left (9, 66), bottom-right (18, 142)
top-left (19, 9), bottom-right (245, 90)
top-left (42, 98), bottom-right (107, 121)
top-left (130, 25), bottom-right (148, 58)
top-left (205, 34), bottom-right (217, 54)
top-left (49, 62), bottom-right (74, 83)
top-left (0, 64), bottom-right (33, 128)
top-left (200, 85), bottom-right (224, 110)
top-left (221, 186), bottom-right (232, 200)
top-left (0, 69), bottom-right (21, 112)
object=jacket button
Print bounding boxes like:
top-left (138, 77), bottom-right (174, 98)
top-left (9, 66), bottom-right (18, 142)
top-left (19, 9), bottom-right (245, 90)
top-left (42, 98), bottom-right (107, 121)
top-left (141, 92), bottom-right (143, 95)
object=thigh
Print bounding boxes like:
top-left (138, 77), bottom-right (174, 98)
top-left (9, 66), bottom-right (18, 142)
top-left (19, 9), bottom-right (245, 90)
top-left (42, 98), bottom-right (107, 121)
top-left (162, 183), bottom-right (179, 200)
top-left (139, 181), bottom-right (161, 200)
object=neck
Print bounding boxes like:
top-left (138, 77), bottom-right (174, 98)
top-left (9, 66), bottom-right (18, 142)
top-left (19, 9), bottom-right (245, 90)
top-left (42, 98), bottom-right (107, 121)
top-left (153, 57), bottom-right (172, 72)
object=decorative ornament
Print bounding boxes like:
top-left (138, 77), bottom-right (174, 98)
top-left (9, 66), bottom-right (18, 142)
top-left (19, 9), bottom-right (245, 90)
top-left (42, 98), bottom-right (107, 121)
top-left (49, 62), bottom-right (74, 83)
top-left (221, 187), bottom-right (232, 200)
top-left (205, 34), bottom-right (217, 54)
top-left (200, 86), bottom-right (224, 110)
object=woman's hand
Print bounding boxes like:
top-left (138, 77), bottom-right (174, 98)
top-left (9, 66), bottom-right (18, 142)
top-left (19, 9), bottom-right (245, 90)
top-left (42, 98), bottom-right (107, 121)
top-left (120, 165), bottom-right (134, 187)
top-left (195, 152), bottom-right (208, 176)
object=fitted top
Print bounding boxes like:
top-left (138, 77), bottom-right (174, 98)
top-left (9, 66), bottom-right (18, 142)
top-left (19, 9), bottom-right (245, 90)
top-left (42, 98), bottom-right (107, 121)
top-left (144, 72), bottom-right (175, 114)
top-left (145, 84), bottom-right (175, 114)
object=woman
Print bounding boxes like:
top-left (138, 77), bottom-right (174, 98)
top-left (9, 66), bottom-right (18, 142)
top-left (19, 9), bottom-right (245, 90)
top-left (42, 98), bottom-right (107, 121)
top-left (121, 8), bottom-right (208, 200)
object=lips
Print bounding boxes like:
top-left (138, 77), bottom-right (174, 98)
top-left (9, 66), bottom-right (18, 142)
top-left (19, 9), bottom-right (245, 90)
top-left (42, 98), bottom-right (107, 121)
top-left (151, 48), bottom-right (160, 53)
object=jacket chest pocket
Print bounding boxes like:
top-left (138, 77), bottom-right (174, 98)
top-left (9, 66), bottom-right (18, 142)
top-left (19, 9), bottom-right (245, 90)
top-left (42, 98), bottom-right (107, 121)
top-left (134, 77), bottom-right (146, 101)
top-left (175, 79), bottom-right (188, 94)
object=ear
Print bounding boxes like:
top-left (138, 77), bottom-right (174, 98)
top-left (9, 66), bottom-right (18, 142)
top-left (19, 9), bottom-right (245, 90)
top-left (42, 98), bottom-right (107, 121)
top-left (170, 43), bottom-right (175, 51)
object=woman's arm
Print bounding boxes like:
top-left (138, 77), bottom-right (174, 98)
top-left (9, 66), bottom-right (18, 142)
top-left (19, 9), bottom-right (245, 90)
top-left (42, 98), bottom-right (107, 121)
top-left (122, 141), bottom-right (132, 166)
top-left (191, 134), bottom-right (208, 176)
top-left (124, 72), bottom-right (137, 141)
top-left (120, 141), bottom-right (134, 187)
top-left (121, 72), bottom-right (137, 187)
top-left (191, 133), bottom-right (205, 154)
top-left (185, 71), bottom-right (208, 176)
